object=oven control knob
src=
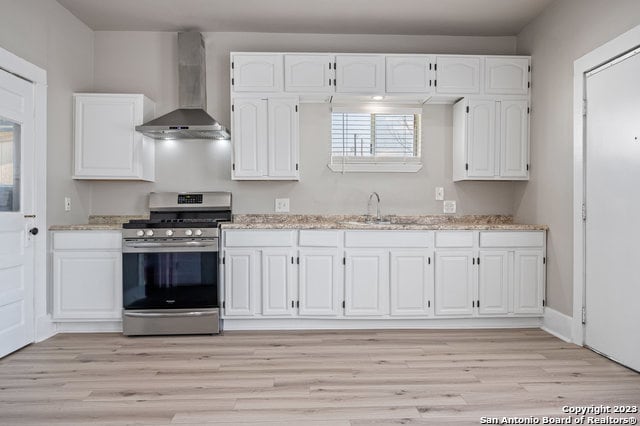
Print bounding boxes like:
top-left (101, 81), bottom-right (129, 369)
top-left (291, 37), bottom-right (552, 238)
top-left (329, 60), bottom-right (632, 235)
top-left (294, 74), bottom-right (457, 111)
top-left (165, 230), bottom-right (174, 236)
top-left (195, 229), bottom-right (203, 236)
top-left (145, 230), bottom-right (154, 237)
top-left (136, 230), bottom-right (144, 237)
top-left (185, 229), bottom-right (193, 236)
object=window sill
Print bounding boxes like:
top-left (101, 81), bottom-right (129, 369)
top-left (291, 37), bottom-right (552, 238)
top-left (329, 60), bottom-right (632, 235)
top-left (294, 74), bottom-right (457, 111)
top-left (327, 162), bottom-right (423, 173)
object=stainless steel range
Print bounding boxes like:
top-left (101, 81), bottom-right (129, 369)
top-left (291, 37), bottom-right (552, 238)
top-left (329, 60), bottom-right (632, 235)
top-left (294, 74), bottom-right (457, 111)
top-left (121, 192), bottom-right (231, 336)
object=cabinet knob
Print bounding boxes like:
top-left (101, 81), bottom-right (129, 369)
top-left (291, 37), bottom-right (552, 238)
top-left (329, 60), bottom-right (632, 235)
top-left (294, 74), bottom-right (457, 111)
top-left (29, 227), bottom-right (39, 236)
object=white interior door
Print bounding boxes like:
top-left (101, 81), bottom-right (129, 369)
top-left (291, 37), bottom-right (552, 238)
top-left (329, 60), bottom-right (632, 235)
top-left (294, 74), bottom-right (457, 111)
top-left (0, 69), bottom-right (35, 358)
top-left (585, 49), bottom-right (640, 372)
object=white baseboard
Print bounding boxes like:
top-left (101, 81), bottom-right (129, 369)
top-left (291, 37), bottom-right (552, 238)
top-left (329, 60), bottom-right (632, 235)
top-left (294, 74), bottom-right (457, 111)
top-left (542, 307), bottom-right (573, 343)
top-left (223, 317), bottom-right (542, 331)
top-left (55, 321), bottom-right (123, 333)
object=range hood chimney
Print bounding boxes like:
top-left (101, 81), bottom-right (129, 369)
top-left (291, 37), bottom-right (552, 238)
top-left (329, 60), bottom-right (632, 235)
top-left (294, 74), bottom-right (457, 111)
top-left (135, 32), bottom-right (230, 140)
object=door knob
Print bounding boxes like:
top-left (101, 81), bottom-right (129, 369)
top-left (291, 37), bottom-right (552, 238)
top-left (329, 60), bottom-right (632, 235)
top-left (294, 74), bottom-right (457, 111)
top-left (29, 227), bottom-right (39, 236)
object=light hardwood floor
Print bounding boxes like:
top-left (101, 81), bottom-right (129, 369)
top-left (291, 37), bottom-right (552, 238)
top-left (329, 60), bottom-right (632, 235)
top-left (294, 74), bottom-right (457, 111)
top-left (1, 329), bottom-right (639, 425)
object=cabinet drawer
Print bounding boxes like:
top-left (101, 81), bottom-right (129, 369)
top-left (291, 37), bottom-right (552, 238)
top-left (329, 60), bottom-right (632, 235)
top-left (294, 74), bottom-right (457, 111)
top-left (299, 230), bottom-right (340, 247)
top-left (435, 231), bottom-right (475, 248)
top-left (480, 231), bottom-right (544, 248)
top-left (224, 230), bottom-right (294, 247)
top-left (345, 231), bottom-right (431, 248)
top-left (52, 231), bottom-right (122, 251)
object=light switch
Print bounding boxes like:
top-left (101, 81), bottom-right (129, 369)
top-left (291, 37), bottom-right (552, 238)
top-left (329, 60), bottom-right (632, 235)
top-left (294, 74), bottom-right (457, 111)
top-left (435, 187), bottom-right (444, 201)
top-left (64, 197), bottom-right (71, 212)
top-left (275, 198), bottom-right (290, 213)
top-left (443, 200), bottom-right (456, 214)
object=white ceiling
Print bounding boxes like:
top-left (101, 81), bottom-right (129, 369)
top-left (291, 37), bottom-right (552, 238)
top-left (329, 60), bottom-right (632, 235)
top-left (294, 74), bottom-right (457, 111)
top-left (55, 0), bottom-right (555, 36)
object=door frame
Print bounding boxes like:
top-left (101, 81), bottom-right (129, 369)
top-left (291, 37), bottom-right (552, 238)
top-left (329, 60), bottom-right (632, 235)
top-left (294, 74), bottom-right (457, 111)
top-left (572, 24), bottom-right (640, 345)
top-left (0, 46), bottom-right (49, 342)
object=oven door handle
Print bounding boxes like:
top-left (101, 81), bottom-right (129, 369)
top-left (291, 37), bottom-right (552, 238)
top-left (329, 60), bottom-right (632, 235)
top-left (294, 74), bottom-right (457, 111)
top-left (122, 240), bottom-right (218, 253)
top-left (124, 311), bottom-right (218, 318)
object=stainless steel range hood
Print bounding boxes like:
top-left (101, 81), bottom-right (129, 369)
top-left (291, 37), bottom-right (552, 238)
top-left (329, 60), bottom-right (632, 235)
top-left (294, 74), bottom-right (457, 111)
top-left (136, 32), bottom-right (230, 140)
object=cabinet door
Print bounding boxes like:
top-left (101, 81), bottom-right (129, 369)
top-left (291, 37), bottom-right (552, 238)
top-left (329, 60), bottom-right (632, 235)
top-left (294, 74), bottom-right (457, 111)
top-left (53, 251), bottom-right (122, 320)
top-left (232, 54), bottom-right (283, 92)
top-left (285, 55), bottom-right (333, 93)
top-left (514, 250), bottom-right (544, 315)
top-left (485, 57), bottom-right (530, 95)
top-left (74, 94), bottom-right (153, 180)
top-left (335, 55), bottom-right (385, 94)
top-left (436, 56), bottom-right (481, 94)
top-left (344, 250), bottom-right (389, 316)
top-left (268, 97), bottom-right (299, 178)
top-left (467, 99), bottom-right (496, 178)
top-left (298, 248), bottom-right (341, 316)
top-left (232, 98), bottom-right (267, 178)
top-left (386, 56), bottom-right (433, 93)
top-left (261, 249), bottom-right (294, 316)
top-left (500, 100), bottom-right (529, 178)
top-left (390, 250), bottom-right (433, 316)
top-left (434, 250), bottom-right (475, 316)
top-left (477, 250), bottom-right (509, 316)
top-left (224, 249), bottom-right (257, 316)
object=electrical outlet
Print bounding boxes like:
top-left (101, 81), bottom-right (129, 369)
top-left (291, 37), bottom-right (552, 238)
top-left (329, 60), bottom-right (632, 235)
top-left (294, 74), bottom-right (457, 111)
top-left (443, 200), bottom-right (456, 214)
top-left (64, 197), bottom-right (71, 212)
top-left (275, 198), bottom-right (290, 213)
top-left (435, 187), bottom-right (444, 201)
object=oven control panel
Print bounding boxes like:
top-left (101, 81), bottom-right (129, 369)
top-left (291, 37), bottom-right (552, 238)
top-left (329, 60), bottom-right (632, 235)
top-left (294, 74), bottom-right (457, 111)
top-left (177, 194), bottom-right (203, 204)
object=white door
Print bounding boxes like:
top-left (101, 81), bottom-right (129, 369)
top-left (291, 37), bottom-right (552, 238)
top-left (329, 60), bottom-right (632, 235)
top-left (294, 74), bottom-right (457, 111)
top-left (232, 54), bottom-right (283, 92)
top-left (335, 55), bottom-right (385, 94)
top-left (436, 56), bottom-right (481, 94)
top-left (284, 54), bottom-right (333, 93)
top-left (477, 250), bottom-right (509, 316)
top-left (390, 250), bottom-right (433, 316)
top-left (232, 98), bottom-right (267, 178)
top-left (385, 56), bottom-right (433, 93)
top-left (0, 69), bottom-right (35, 358)
top-left (267, 97), bottom-right (299, 179)
top-left (484, 57), bottom-right (530, 95)
top-left (344, 249), bottom-right (388, 316)
top-left (298, 248), bottom-right (341, 316)
top-left (499, 100), bottom-right (529, 178)
top-left (434, 251), bottom-right (475, 316)
top-left (585, 50), bottom-right (640, 371)
top-left (513, 250), bottom-right (544, 315)
top-left (223, 249), bottom-right (257, 316)
top-left (467, 99), bottom-right (496, 178)
top-left (261, 249), bottom-right (294, 316)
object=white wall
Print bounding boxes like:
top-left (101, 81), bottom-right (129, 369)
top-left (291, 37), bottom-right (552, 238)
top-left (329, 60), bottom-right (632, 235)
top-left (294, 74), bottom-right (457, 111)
top-left (515, 0), bottom-right (640, 316)
top-left (89, 31), bottom-right (518, 215)
top-left (0, 0), bottom-right (94, 225)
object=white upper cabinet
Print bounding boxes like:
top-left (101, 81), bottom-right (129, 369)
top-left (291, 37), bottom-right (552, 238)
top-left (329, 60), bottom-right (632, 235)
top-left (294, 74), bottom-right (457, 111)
top-left (385, 56), bottom-right (433, 93)
top-left (390, 250), bottom-right (433, 316)
top-left (467, 99), bottom-right (496, 178)
top-left (73, 93), bottom-right (155, 181)
top-left (500, 100), bottom-right (530, 178)
top-left (436, 56), bottom-right (482, 94)
top-left (232, 54), bottom-right (283, 92)
top-left (335, 55), bottom-right (385, 94)
top-left (485, 57), bottom-right (530, 95)
top-left (284, 54), bottom-right (334, 93)
top-left (231, 97), bottom-right (299, 180)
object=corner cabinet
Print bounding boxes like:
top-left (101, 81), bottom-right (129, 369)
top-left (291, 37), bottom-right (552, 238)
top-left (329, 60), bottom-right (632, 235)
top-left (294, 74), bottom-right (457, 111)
top-left (231, 97), bottom-right (299, 180)
top-left (73, 93), bottom-right (155, 181)
top-left (51, 231), bottom-right (122, 321)
top-left (453, 97), bottom-right (529, 181)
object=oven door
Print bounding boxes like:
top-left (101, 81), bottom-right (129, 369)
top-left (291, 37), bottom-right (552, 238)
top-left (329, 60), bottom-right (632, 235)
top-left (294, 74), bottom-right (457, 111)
top-left (122, 239), bottom-right (218, 310)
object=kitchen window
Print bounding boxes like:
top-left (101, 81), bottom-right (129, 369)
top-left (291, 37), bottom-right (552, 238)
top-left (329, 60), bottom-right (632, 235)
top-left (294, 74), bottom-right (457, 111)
top-left (329, 105), bottom-right (423, 172)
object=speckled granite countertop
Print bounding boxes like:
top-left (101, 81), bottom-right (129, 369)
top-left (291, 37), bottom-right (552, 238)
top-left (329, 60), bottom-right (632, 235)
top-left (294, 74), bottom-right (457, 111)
top-left (49, 215), bottom-right (147, 231)
top-left (222, 215), bottom-right (548, 231)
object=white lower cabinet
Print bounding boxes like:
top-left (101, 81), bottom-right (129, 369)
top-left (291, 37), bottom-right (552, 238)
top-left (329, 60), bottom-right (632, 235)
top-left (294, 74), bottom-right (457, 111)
top-left (434, 250), bottom-right (475, 316)
top-left (51, 231), bottom-right (122, 321)
top-left (477, 250), bottom-right (510, 315)
top-left (298, 248), bottom-right (341, 316)
top-left (224, 249), bottom-right (258, 316)
top-left (390, 250), bottom-right (433, 316)
top-left (513, 250), bottom-right (545, 315)
top-left (344, 249), bottom-right (389, 316)
top-left (261, 249), bottom-right (295, 316)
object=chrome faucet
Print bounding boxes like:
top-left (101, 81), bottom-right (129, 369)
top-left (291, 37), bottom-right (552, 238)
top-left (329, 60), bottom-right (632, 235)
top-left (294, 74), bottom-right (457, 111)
top-left (367, 192), bottom-right (382, 222)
